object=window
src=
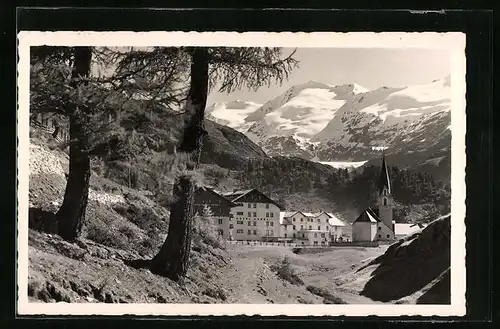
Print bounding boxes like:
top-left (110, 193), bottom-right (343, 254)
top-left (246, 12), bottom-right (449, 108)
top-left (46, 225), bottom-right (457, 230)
top-left (253, 230), bottom-right (257, 235)
top-left (300, 218), bottom-right (303, 222)
top-left (293, 218), bottom-right (296, 222)
top-left (270, 230), bottom-right (274, 236)
top-left (270, 213), bottom-right (274, 218)
top-left (248, 230), bottom-right (252, 235)
top-left (229, 224), bottom-right (234, 229)
top-left (248, 203), bottom-right (252, 208)
top-left (253, 221), bottom-right (257, 226)
top-left (237, 220), bottom-right (243, 225)
top-left (266, 204), bottom-right (269, 209)
top-left (248, 212), bottom-right (252, 217)
top-left (317, 226), bottom-right (321, 230)
top-left (218, 230), bottom-right (224, 236)
top-left (314, 233), bottom-right (317, 238)
top-left (284, 233), bottom-right (287, 238)
top-left (383, 198), bottom-right (387, 206)
top-left (317, 219), bottom-right (321, 223)
top-left (386, 234), bottom-right (390, 238)
top-left (313, 241), bottom-right (318, 245)
top-left (284, 225), bottom-right (287, 230)
top-left (237, 229), bottom-right (244, 234)
top-left (248, 222), bottom-right (252, 226)
top-left (300, 225), bottom-right (304, 230)
top-left (302, 233), bottom-right (305, 238)
top-left (236, 212), bottom-right (243, 216)
top-left (253, 212), bottom-right (257, 217)
top-left (378, 234), bottom-right (381, 238)
top-left (218, 219), bottom-right (223, 225)
top-left (378, 226), bottom-right (381, 230)
top-left (266, 222), bottom-right (269, 227)
top-left (253, 203), bottom-right (257, 208)
top-left (293, 233), bottom-right (296, 238)
top-left (265, 213), bottom-right (269, 218)
top-left (293, 225), bottom-right (296, 230)
top-left (321, 233), bottom-right (325, 238)
top-left (309, 225), bottom-right (312, 230)
top-left (270, 222), bottom-right (274, 226)
top-left (301, 242), bottom-right (305, 245)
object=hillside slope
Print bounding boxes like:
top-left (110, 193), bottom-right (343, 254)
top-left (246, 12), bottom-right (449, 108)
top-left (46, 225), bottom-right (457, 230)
top-left (339, 214), bottom-right (451, 304)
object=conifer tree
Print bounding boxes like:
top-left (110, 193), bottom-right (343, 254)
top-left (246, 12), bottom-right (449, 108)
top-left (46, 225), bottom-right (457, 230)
top-left (149, 47), bottom-right (298, 281)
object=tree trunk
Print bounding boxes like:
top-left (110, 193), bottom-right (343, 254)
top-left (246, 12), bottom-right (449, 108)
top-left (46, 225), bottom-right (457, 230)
top-left (150, 47), bottom-right (209, 281)
top-left (55, 46), bottom-right (92, 241)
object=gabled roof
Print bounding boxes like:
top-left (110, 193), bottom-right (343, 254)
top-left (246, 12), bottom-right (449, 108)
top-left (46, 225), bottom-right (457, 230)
top-left (302, 211), bottom-right (324, 218)
top-left (279, 211), bottom-right (301, 225)
top-left (195, 186), bottom-right (238, 207)
top-left (325, 212), bottom-right (347, 227)
top-left (379, 154), bottom-right (391, 194)
top-left (220, 189), bottom-right (254, 200)
top-left (222, 188), bottom-right (285, 210)
top-left (353, 207), bottom-right (380, 224)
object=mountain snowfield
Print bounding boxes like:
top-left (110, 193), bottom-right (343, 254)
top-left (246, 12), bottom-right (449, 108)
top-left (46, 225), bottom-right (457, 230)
top-left (206, 76), bottom-right (451, 173)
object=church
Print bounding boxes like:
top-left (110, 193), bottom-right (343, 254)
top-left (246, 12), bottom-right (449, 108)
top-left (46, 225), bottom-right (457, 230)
top-left (351, 155), bottom-right (424, 242)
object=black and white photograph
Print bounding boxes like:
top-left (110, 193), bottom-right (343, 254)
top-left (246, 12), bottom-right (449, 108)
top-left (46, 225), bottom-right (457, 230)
top-left (17, 32), bottom-right (466, 316)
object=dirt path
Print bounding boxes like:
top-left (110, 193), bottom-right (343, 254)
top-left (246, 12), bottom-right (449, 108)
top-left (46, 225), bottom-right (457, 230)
top-left (222, 244), bottom-right (389, 304)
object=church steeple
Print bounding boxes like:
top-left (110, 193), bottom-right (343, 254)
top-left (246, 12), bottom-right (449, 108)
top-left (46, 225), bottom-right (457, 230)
top-left (378, 154), bottom-right (391, 195)
top-left (377, 153), bottom-right (394, 232)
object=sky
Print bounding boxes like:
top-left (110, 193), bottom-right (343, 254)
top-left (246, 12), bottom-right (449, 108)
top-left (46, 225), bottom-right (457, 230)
top-left (207, 48), bottom-right (451, 105)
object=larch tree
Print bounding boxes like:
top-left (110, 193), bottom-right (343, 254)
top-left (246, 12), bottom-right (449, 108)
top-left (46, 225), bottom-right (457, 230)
top-left (30, 46), bottom-right (189, 241)
top-left (149, 47), bottom-right (298, 281)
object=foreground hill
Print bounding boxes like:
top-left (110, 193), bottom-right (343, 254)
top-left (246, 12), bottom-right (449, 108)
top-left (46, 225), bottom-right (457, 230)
top-left (337, 214), bottom-right (451, 304)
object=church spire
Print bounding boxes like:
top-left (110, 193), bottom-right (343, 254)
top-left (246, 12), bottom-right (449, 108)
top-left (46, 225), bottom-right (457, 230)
top-left (378, 154), bottom-right (391, 195)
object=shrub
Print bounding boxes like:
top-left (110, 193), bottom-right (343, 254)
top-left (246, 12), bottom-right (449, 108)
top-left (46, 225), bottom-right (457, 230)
top-left (118, 225), bottom-right (137, 240)
top-left (271, 256), bottom-right (304, 285)
top-left (306, 285), bottom-right (347, 304)
top-left (192, 205), bottom-right (225, 250)
top-left (85, 223), bottom-right (127, 249)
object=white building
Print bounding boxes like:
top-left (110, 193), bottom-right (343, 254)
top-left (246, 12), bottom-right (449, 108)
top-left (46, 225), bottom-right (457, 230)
top-left (280, 211), bottom-right (346, 246)
top-left (221, 189), bottom-right (284, 241)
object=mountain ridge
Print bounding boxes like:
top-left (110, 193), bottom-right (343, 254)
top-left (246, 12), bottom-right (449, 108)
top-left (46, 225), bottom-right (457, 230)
top-left (206, 76), bottom-right (451, 180)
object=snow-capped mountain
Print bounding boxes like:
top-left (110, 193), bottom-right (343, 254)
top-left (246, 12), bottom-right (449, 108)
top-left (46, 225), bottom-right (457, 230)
top-left (205, 76), bottom-right (452, 175)
top-left (206, 100), bottom-right (262, 132)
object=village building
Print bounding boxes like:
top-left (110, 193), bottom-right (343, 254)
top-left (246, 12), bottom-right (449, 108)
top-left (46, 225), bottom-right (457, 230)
top-left (220, 189), bottom-right (285, 241)
top-left (280, 211), bottom-right (346, 246)
top-left (193, 186), bottom-right (237, 240)
top-left (352, 155), bottom-right (427, 242)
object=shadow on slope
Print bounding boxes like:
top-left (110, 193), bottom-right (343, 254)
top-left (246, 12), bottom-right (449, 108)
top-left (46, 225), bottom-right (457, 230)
top-left (360, 214), bottom-right (450, 303)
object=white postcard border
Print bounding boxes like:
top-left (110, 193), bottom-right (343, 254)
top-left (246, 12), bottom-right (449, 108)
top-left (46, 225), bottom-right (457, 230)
top-left (17, 31), bottom-right (467, 317)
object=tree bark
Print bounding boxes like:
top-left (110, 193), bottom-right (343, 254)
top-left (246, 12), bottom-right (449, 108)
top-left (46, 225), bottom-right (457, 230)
top-left (55, 47), bottom-right (92, 241)
top-left (150, 47), bottom-right (209, 281)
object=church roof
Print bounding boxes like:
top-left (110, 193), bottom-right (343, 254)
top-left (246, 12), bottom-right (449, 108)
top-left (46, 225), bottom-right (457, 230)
top-left (379, 154), bottom-right (391, 194)
top-left (353, 207), bottom-right (380, 224)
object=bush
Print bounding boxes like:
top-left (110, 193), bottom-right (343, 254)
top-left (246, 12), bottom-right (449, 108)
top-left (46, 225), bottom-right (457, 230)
top-left (112, 203), bottom-right (167, 233)
top-left (85, 223), bottom-right (127, 249)
top-left (192, 205), bottom-right (225, 250)
top-left (118, 225), bottom-right (137, 240)
top-left (271, 256), bottom-right (304, 285)
top-left (306, 285), bottom-right (347, 304)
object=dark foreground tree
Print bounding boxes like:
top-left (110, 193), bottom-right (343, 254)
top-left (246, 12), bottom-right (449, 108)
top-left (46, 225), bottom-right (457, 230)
top-left (55, 47), bottom-right (93, 240)
top-left (149, 48), bottom-right (210, 279)
top-left (30, 46), bottom-right (188, 241)
top-left (149, 47), bottom-right (298, 281)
